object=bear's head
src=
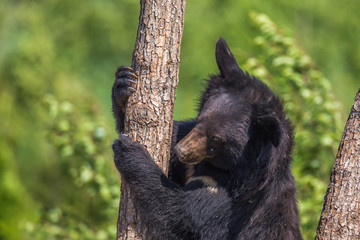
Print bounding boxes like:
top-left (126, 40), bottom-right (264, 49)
top-left (174, 38), bottom-right (292, 171)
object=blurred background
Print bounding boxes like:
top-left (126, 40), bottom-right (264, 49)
top-left (0, 0), bottom-right (359, 239)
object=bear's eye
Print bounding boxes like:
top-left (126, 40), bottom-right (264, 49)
top-left (207, 136), bottom-right (222, 154)
top-left (210, 136), bottom-right (220, 143)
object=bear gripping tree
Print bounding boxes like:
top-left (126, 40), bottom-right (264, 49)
top-left (116, 0), bottom-right (186, 239)
top-left (113, 37), bottom-right (303, 239)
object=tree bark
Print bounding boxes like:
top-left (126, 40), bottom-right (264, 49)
top-left (316, 88), bottom-right (360, 240)
top-left (116, 0), bottom-right (186, 239)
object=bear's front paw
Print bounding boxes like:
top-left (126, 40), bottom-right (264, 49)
top-left (112, 134), bottom-right (145, 171)
top-left (113, 134), bottom-right (135, 156)
top-left (112, 66), bottom-right (138, 106)
top-left (113, 133), bottom-right (135, 150)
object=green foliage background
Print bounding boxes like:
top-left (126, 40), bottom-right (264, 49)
top-left (0, 0), bottom-right (358, 239)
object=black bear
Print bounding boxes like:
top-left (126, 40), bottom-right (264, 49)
top-left (112, 38), bottom-right (303, 240)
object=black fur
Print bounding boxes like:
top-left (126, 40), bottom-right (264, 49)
top-left (112, 37), bottom-right (302, 240)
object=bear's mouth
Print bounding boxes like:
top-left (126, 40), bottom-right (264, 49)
top-left (174, 128), bottom-right (209, 164)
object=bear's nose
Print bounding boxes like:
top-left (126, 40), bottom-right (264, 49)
top-left (174, 145), bottom-right (185, 160)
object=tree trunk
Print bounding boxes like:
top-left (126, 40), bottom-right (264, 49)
top-left (316, 88), bottom-right (360, 240)
top-left (116, 0), bottom-right (186, 239)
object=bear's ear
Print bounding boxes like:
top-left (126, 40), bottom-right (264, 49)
top-left (215, 37), bottom-right (242, 77)
top-left (253, 114), bottom-right (282, 147)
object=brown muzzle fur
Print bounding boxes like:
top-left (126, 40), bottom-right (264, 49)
top-left (174, 128), bottom-right (208, 164)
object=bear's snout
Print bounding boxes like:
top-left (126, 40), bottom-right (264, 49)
top-left (174, 128), bottom-right (208, 164)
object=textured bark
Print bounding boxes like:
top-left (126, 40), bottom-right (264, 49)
top-left (117, 0), bottom-right (187, 239)
top-left (316, 89), bottom-right (360, 240)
